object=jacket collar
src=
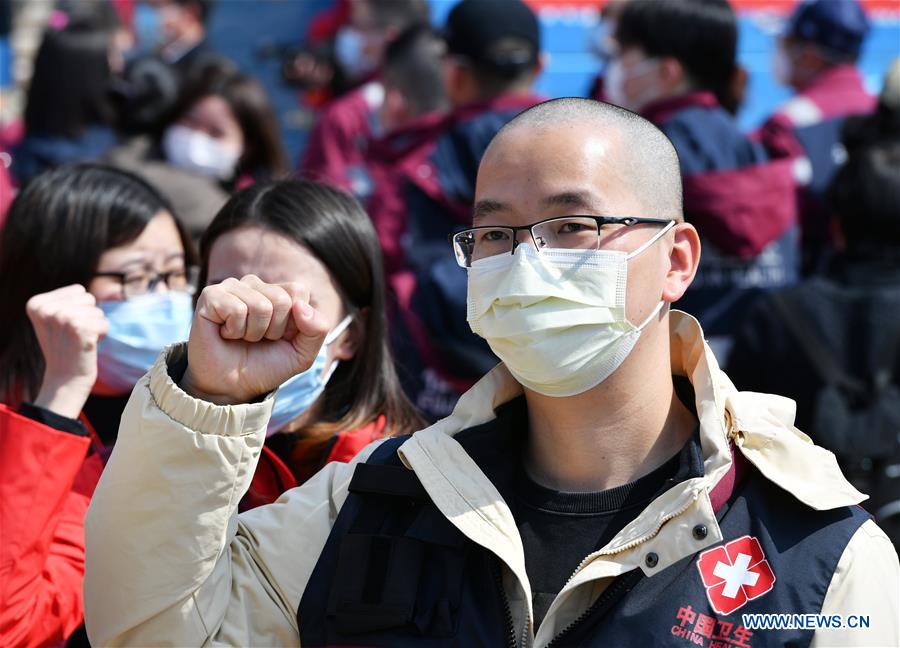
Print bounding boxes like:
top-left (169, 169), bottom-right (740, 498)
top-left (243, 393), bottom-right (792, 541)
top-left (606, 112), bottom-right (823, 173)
top-left (640, 91), bottom-right (720, 125)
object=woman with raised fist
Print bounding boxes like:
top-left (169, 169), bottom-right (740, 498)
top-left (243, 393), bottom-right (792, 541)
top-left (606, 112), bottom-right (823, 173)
top-left (197, 179), bottom-right (424, 509)
top-left (0, 163), bottom-right (196, 647)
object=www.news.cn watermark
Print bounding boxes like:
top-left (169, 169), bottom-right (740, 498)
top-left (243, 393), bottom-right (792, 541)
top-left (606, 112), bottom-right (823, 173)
top-left (742, 614), bottom-right (871, 630)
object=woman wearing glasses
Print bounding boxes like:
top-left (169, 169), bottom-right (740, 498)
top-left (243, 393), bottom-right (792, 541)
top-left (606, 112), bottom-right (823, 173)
top-left (0, 163), bottom-right (197, 647)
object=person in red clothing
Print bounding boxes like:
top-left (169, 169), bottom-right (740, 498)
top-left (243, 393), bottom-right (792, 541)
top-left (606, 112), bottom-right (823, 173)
top-left (196, 178), bottom-right (424, 510)
top-left (0, 164), bottom-right (197, 647)
top-left (299, 0), bottom-right (429, 198)
top-left (758, 0), bottom-right (875, 273)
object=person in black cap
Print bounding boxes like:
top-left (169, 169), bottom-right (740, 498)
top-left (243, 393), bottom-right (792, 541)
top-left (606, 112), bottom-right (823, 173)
top-left (386, 0), bottom-right (546, 422)
top-left (758, 0), bottom-right (875, 274)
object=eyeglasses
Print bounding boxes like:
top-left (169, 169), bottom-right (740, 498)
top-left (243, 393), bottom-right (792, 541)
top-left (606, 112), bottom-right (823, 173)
top-left (93, 266), bottom-right (199, 299)
top-left (449, 216), bottom-right (675, 268)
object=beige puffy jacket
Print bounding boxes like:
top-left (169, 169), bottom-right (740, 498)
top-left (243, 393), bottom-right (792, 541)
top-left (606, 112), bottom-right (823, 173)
top-left (84, 312), bottom-right (899, 647)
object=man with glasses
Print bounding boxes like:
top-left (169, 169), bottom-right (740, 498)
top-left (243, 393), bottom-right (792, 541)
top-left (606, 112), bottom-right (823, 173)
top-left (84, 98), bottom-right (898, 646)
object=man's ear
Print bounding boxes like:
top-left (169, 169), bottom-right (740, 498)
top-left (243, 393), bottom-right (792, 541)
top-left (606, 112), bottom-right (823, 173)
top-left (532, 53), bottom-right (548, 80)
top-left (332, 308), bottom-right (368, 362)
top-left (659, 57), bottom-right (687, 95)
top-left (380, 87), bottom-right (409, 133)
top-left (662, 222), bottom-right (701, 303)
top-left (442, 59), bottom-right (468, 106)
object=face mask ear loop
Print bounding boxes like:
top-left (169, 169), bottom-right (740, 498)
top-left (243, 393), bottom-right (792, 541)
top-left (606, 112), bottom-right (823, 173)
top-left (636, 299), bottom-right (666, 331)
top-left (626, 219), bottom-right (676, 260)
top-left (324, 313), bottom-right (354, 345)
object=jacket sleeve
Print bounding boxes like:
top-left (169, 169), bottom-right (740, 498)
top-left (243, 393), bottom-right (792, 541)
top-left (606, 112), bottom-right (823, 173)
top-left (811, 518), bottom-right (900, 647)
top-left (83, 345), bottom-right (380, 646)
top-left (0, 405), bottom-right (91, 648)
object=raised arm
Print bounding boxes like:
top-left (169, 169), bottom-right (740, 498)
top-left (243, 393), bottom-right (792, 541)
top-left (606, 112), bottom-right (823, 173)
top-left (84, 275), bottom-right (364, 645)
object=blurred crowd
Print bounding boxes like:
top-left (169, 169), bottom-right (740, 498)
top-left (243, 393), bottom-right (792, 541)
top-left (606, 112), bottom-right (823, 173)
top-left (0, 0), bottom-right (898, 645)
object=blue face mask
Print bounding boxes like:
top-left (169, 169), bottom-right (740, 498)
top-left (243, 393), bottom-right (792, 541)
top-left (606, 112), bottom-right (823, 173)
top-left (97, 292), bottom-right (194, 393)
top-left (267, 314), bottom-right (353, 436)
top-left (133, 4), bottom-right (163, 52)
top-left (334, 27), bottom-right (378, 81)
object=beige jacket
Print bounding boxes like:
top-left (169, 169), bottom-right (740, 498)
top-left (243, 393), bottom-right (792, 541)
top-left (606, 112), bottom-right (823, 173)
top-left (84, 312), bottom-right (899, 647)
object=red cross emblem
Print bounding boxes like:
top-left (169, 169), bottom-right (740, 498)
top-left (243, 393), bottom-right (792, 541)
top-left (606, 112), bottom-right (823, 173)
top-left (696, 535), bottom-right (776, 615)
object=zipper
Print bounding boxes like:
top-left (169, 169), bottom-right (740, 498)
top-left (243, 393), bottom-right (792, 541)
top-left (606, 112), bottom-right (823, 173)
top-left (492, 556), bottom-right (519, 648)
top-left (544, 570), bottom-right (641, 647)
top-left (543, 490), bottom-right (700, 645)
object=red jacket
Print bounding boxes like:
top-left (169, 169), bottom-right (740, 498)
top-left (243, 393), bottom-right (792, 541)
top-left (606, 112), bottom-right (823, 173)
top-left (239, 416), bottom-right (387, 511)
top-left (0, 405), bottom-right (93, 648)
top-left (757, 64), bottom-right (875, 160)
top-left (0, 399), bottom-right (386, 644)
top-left (299, 81), bottom-right (383, 193)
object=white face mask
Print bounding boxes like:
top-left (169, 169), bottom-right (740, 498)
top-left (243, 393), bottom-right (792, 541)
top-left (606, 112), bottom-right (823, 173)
top-left (466, 222), bottom-right (674, 397)
top-left (773, 44), bottom-right (794, 87)
top-left (334, 26), bottom-right (378, 81)
top-left (162, 125), bottom-right (241, 180)
top-left (605, 58), bottom-right (662, 112)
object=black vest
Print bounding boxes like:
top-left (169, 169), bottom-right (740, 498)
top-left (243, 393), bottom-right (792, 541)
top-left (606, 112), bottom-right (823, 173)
top-left (297, 419), bottom-right (870, 647)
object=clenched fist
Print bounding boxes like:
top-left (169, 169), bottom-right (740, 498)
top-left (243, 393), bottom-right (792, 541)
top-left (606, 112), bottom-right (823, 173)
top-left (180, 275), bottom-right (331, 405)
top-left (27, 284), bottom-right (110, 418)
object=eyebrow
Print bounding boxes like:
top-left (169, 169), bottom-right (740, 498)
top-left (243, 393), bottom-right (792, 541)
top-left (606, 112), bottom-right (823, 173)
top-left (541, 190), bottom-right (605, 213)
top-left (472, 199), bottom-right (508, 225)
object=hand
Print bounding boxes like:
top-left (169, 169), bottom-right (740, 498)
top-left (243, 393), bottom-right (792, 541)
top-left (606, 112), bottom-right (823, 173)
top-left (181, 275), bottom-right (331, 405)
top-left (27, 284), bottom-right (109, 419)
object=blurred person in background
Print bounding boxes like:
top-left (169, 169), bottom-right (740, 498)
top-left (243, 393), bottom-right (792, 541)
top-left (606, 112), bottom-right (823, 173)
top-left (0, 164), bottom-right (196, 647)
top-left (608, 0), bottom-right (799, 363)
top-left (132, 0), bottom-right (216, 73)
top-left (108, 58), bottom-right (288, 237)
top-left (398, 0), bottom-right (545, 420)
top-left (728, 60), bottom-right (900, 550)
top-left (198, 179), bottom-right (424, 510)
top-left (363, 24), bottom-right (449, 277)
top-left (587, 0), bottom-right (630, 102)
top-left (299, 0), bottom-right (429, 195)
top-left (12, 7), bottom-right (123, 184)
top-left (759, 0), bottom-right (874, 275)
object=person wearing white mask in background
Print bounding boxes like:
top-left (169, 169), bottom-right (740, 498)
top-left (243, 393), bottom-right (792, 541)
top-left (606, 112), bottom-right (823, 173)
top-left (603, 0), bottom-right (798, 365)
top-left (586, 0), bottom-right (630, 103)
top-left (300, 0), bottom-right (429, 200)
top-left (108, 58), bottom-right (288, 238)
top-left (0, 164), bottom-right (196, 646)
top-left (84, 98), bottom-right (898, 646)
top-left (196, 179), bottom-right (424, 511)
top-left (758, 0), bottom-right (875, 275)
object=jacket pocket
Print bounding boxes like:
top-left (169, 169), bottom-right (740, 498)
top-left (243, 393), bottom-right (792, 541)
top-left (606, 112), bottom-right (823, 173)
top-left (326, 532), bottom-right (467, 638)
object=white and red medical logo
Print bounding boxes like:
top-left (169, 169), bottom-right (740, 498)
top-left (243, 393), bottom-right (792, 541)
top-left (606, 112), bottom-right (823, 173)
top-left (696, 535), bottom-right (776, 615)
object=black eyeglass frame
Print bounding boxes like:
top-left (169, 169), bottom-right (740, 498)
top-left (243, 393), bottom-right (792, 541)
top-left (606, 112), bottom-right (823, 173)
top-left (92, 266), bottom-right (200, 299)
top-left (448, 215), bottom-right (675, 266)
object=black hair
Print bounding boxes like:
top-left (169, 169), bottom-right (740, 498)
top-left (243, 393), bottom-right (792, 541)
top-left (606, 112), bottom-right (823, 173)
top-left (830, 139), bottom-right (900, 260)
top-left (0, 164), bottom-right (197, 406)
top-left (367, 0), bottom-right (430, 30)
top-left (172, 0), bottom-right (215, 25)
top-left (382, 24), bottom-right (448, 117)
top-left (615, 0), bottom-right (739, 111)
top-left (24, 24), bottom-right (115, 138)
top-left (109, 55), bottom-right (182, 136)
top-left (199, 179), bottom-right (425, 440)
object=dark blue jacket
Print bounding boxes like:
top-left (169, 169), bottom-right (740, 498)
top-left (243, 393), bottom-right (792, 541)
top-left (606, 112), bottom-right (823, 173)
top-left (297, 410), bottom-right (871, 647)
top-left (641, 92), bottom-right (800, 346)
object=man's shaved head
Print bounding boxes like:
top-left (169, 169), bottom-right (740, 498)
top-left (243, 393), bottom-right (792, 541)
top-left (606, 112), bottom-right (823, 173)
top-left (487, 97), bottom-right (684, 221)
